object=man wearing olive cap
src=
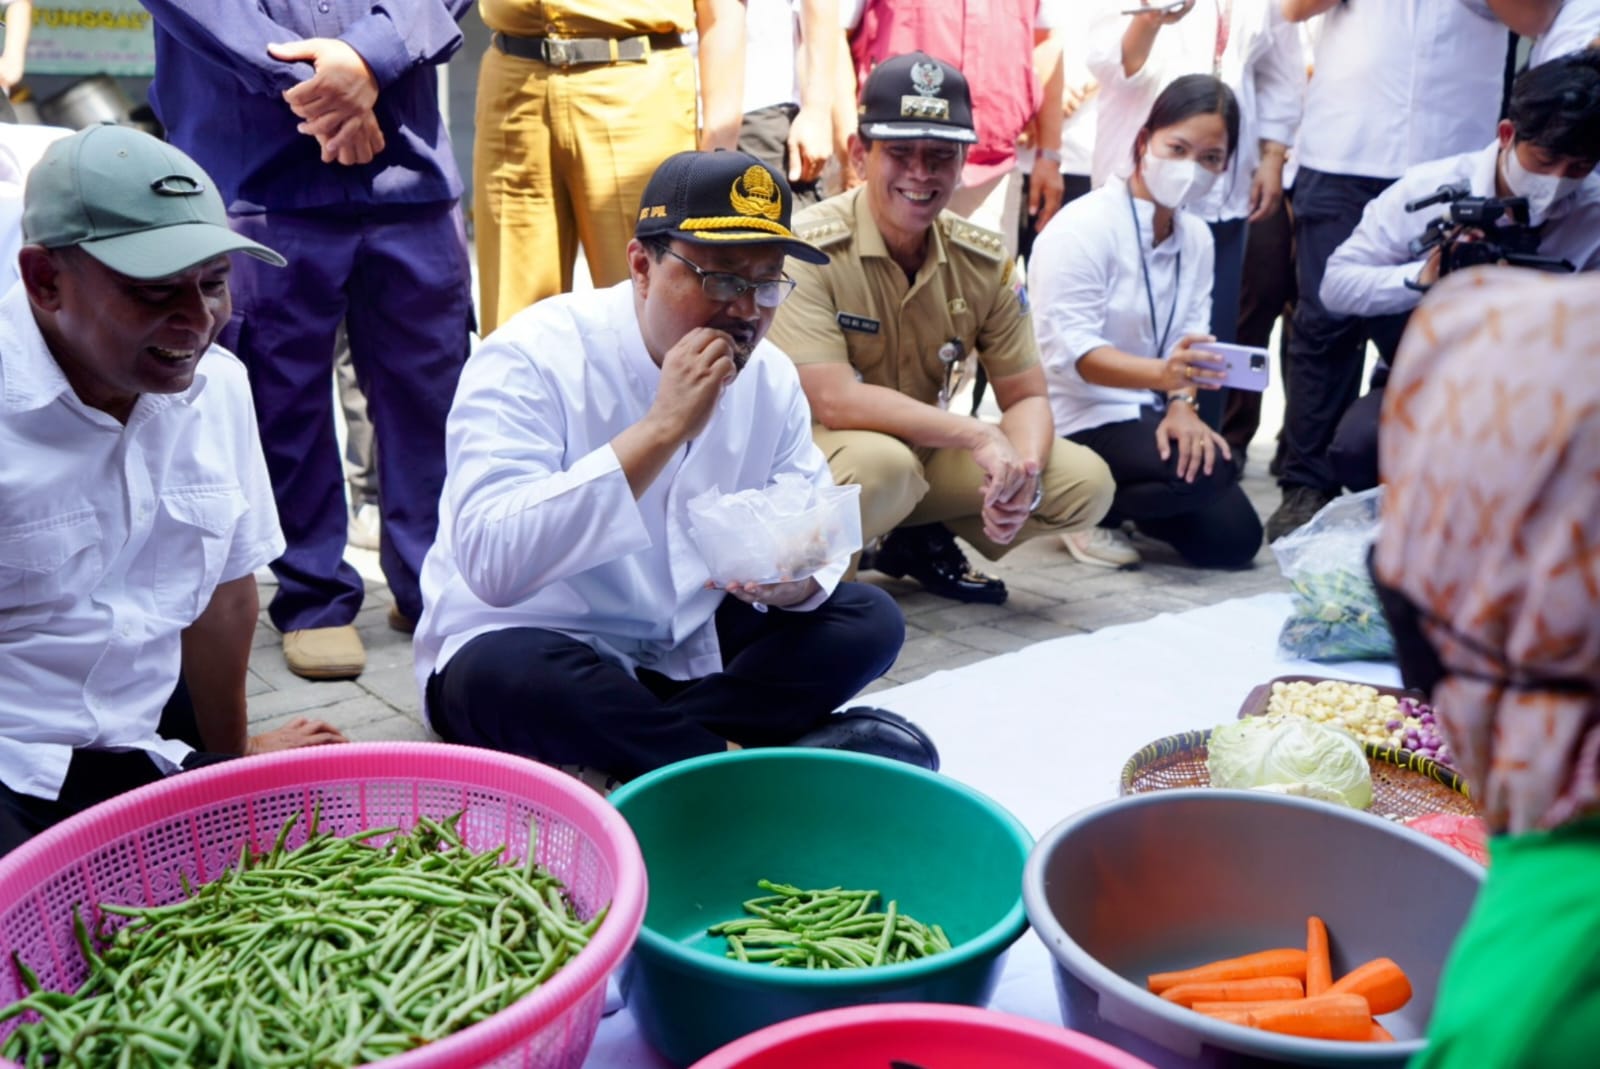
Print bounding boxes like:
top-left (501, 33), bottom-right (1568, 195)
top-left (769, 52), bottom-right (1115, 605)
top-left (0, 125), bottom-right (347, 858)
top-left (414, 149), bottom-right (938, 789)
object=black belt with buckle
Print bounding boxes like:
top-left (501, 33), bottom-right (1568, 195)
top-left (491, 30), bottom-right (684, 67)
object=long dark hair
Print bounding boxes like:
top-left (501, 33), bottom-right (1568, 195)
top-left (1130, 73), bottom-right (1242, 169)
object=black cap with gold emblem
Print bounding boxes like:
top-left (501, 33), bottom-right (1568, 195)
top-left (634, 149), bottom-right (828, 264)
top-left (858, 51), bottom-right (978, 144)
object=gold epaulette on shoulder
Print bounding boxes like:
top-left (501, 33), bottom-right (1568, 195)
top-left (796, 216), bottom-right (853, 249)
top-left (939, 215), bottom-right (1006, 262)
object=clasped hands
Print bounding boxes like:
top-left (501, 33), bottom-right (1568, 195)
top-left (971, 426), bottom-right (1041, 546)
top-left (268, 38), bottom-right (384, 166)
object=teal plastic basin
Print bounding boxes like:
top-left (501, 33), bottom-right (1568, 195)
top-left (609, 748), bottom-right (1033, 1066)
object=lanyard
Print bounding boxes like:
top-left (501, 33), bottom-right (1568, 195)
top-left (1127, 188), bottom-right (1181, 363)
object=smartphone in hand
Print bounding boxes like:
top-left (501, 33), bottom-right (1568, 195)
top-left (1190, 342), bottom-right (1271, 392)
top-left (1120, 1), bottom-right (1191, 16)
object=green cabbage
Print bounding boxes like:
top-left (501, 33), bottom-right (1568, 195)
top-left (1206, 716), bottom-right (1374, 809)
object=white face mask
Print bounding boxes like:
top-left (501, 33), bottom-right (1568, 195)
top-left (1140, 152), bottom-right (1219, 211)
top-left (1500, 143), bottom-right (1583, 225)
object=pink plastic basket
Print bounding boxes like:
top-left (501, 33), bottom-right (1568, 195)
top-left (0, 742), bottom-right (647, 1068)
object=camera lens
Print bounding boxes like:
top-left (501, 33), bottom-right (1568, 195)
top-left (1250, 353), bottom-right (1266, 371)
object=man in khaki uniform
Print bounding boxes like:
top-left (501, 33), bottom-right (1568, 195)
top-left (769, 52), bottom-right (1113, 604)
top-left (474, 0), bottom-right (746, 333)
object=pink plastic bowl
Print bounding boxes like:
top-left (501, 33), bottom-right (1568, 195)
top-left (689, 1002), bottom-right (1158, 1069)
top-left (0, 742), bottom-right (647, 1068)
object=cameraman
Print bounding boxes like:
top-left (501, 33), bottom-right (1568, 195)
top-left (1319, 49), bottom-right (1600, 492)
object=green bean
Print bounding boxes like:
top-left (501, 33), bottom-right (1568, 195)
top-left (1, 809), bottom-right (607, 1066)
top-left (710, 881), bottom-right (950, 970)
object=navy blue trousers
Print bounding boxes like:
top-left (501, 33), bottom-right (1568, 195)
top-left (427, 583), bottom-right (905, 782)
top-left (221, 203), bottom-right (473, 630)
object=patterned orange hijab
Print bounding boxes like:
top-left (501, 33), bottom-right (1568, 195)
top-left (1374, 267), bottom-right (1600, 835)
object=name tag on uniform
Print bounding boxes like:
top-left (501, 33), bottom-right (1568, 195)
top-left (836, 312), bottom-right (880, 334)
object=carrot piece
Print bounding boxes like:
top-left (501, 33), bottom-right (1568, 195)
top-left (1241, 994), bottom-right (1372, 1041)
top-left (1196, 1007), bottom-right (1253, 1026)
top-left (1306, 916), bottom-right (1332, 997)
top-left (1148, 948), bottom-right (1308, 993)
top-left (1327, 957), bottom-right (1413, 1015)
top-left (1160, 976), bottom-right (1304, 1007)
top-left (1192, 997), bottom-right (1344, 1016)
top-left (1368, 1020), bottom-right (1396, 1042)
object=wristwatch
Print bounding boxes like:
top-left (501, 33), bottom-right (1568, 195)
top-left (1029, 479), bottom-right (1045, 513)
top-left (1038, 148), bottom-right (1063, 164)
top-left (1166, 391), bottom-right (1199, 408)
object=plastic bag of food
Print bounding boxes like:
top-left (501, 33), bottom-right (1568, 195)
top-left (1272, 487), bottom-right (1394, 662)
top-left (686, 475), bottom-right (862, 586)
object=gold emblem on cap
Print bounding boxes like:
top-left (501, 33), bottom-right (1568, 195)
top-left (729, 165), bottom-right (783, 221)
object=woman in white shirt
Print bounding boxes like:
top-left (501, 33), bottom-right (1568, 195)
top-left (1030, 74), bottom-right (1263, 570)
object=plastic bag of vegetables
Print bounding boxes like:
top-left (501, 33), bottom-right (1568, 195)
top-left (1271, 488), bottom-right (1394, 663)
top-left (1207, 716), bottom-right (1374, 809)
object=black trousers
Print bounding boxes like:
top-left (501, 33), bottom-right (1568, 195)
top-left (1202, 215), bottom-right (1250, 431)
top-left (1068, 409), bottom-right (1263, 569)
top-left (1328, 385), bottom-right (1384, 493)
top-left (427, 582), bottom-right (905, 782)
top-left (1280, 168), bottom-right (1411, 494)
top-left (1222, 193), bottom-right (1296, 455)
top-left (0, 682), bottom-right (234, 859)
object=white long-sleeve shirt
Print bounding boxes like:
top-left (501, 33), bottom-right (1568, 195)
top-left (1029, 177), bottom-right (1215, 437)
top-left (1086, 0), bottom-right (1305, 222)
top-left (1321, 143), bottom-right (1600, 318)
top-left (413, 282), bottom-right (846, 718)
top-left (0, 285), bottom-right (283, 801)
top-left (1294, 0), bottom-right (1509, 180)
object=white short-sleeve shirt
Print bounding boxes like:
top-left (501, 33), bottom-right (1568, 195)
top-left (0, 283), bottom-right (284, 801)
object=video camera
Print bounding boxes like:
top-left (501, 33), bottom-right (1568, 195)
top-left (1404, 183), bottom-right (1575, 276)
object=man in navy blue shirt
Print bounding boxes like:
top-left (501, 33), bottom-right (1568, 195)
top-left (141, 1), bottom-right (475, 680)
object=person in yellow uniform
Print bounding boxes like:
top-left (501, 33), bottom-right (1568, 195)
top-left (474, 0), bottom-right (746, 333)
top-left (768, 51), bottom-right (1114, 605)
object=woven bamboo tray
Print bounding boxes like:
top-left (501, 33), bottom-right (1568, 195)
top-left (1119, 729), bottom-right (1478, 820)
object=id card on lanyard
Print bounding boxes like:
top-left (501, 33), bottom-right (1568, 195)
top-left (1127, 188), bottom-right (1181, 369)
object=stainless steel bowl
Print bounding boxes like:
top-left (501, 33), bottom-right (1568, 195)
top-left (1023, 789), bottom-right (1484, 1068)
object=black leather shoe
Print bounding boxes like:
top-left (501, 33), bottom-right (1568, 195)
top-left (790, 706), bottom-right (940, 771)
top-left (870, 524), bottom-right (1007, 605)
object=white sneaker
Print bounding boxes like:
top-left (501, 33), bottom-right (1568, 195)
top-left (347, 502), bottom-right (381, 551)
top-left (1062, 527), bottom-right (1141, 569)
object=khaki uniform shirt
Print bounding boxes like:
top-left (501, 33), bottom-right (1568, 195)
top-left (767, 187), bottom-right (1038, 410)
top-left (479, 0), bottom-right (691, 39)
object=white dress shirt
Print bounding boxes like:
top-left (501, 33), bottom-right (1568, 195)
top-left (1531, 0), bottom-right (1600, 64)
top-left (1029, 178), bottom-right (1216, 437)
top-left (0, 285), bottom-right (283, 801)
top-left (1295, 0), bottom-right (1509, 180)
top-left (0, 125), bottom-right (71, 290)
top-left (414, 282), bottom-right (846, 718)
top-left (1086, 0), bottom-right (1305, 222)
top-left (1321, 142), bottom-right (1600, 317)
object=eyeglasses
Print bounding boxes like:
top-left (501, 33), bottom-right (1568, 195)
top-left (660, 246), bottom-right (797, 309)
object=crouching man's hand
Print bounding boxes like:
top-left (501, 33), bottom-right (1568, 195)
top-left (247, 717), bottom-right (349, 755)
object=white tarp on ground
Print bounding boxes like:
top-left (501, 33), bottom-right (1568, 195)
top-left (590, 591), bottom-right (1400, 1066)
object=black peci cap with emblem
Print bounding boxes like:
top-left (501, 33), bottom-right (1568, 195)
top-left (858, 51), bottom-right (978, 144)
top-left (634, 149), bottom-right (828, 264)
